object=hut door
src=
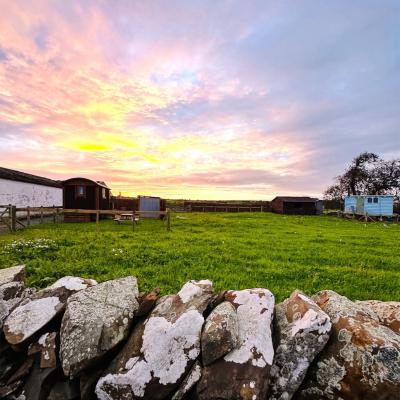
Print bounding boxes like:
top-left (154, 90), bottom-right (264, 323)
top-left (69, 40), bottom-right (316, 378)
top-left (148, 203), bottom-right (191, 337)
top-left (356, 196), bottom-right (364, 214)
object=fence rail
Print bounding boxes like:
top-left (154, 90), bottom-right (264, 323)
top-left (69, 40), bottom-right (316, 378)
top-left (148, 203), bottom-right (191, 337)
top-left (0, 205), bottom-right (171, 233)
top-left (189, 205), bottom-right (265, 212)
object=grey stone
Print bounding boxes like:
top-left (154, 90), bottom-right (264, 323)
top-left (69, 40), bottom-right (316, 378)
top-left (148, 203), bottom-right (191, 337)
top-left (4, 296), bottom-right (64, 345)
top-left (269, 290), bottom-right (331, 400)
top-left (201, 301), bottom-right (238, 366)
top-left (0, 282), bottom-right (25, 330)
top-left (0, 265), bottom-right (26, 330)
top-left (0, 265), bottom-right (25, 287)
top-left (60, 276), bottom-right (139, 378)
top-left (96, 280), bottom-right (214, 400)
top-left (3, 276), bottom-right (96, 345)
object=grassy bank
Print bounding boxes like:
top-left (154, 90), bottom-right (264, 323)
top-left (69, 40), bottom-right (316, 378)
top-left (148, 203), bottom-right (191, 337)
top-left (0, 213), bottom-right (399, 302)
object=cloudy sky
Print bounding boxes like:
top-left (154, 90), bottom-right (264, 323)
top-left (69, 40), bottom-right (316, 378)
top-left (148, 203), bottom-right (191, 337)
top-left (1, 1), bottom-right (399, 199)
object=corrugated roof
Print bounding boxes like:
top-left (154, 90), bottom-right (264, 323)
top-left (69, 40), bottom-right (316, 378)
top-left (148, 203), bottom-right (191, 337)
top-left (96, 181), bottom-right (110, 189)
top-left (0, 167), bottom-right (62, 188)
top-left (272, 196), bottom-right (319, 203)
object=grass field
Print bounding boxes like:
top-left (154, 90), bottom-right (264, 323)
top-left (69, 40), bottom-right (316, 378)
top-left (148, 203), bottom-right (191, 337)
top-left (0, 212), bottom-right (399, 302)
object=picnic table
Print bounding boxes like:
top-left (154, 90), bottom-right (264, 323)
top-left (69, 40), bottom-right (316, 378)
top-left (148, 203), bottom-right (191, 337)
top-left (114, 213), bottom-right (139, 224)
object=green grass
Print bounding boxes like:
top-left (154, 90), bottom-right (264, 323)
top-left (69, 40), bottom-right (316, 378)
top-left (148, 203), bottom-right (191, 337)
top-left (0, 213), bottom-right (399, 302)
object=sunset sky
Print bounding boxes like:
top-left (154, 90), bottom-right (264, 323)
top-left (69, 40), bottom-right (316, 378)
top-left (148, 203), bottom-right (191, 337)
top-left (1, 1), bottom-right (399, 199)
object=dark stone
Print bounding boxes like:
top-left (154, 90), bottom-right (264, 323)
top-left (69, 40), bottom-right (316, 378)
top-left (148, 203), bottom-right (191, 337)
top-left (296, 290), bottom-right (400, 400)
top-left (197, 288), bottom-right (275, 400)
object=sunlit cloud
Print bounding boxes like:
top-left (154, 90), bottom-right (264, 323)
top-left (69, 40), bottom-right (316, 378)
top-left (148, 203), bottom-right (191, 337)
top-left (0, 1), bottom-right (399, 199)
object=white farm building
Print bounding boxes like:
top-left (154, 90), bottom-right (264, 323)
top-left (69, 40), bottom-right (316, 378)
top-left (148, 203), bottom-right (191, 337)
top-left (0, 167), bottom-right (62, 207)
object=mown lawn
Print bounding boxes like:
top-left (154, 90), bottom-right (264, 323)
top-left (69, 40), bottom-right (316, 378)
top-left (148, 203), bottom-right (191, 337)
top-left (0, 213), bottom-right (399, 302)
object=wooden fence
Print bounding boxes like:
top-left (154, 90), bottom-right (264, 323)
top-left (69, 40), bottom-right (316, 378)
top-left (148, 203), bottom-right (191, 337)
top-left (189, 205), bottom-right (265, 212)
top-left (0, 206), bottom-right (171, 233)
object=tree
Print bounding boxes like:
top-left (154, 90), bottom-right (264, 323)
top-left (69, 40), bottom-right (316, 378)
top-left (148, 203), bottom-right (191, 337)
top-left (324, 152), bottom-right (400, 200)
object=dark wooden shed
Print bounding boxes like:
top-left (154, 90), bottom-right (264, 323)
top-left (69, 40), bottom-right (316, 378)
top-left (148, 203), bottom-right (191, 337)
top-left (62, 178), bottom-right (111, 222)
top-left (111, 195), bottom-right (138, 211)
top-left (271, 196), bottom-right (319, 215)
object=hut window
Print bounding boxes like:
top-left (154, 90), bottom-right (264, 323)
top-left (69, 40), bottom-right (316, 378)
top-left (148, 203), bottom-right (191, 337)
top-left (102, 188), bottom-right (106, 199)
top-left (373, 197), bottom-right (379, 203)
top-left (367, 197), bottom-right (373, 203)
top-left (75, 185), bottom-right (86, 198)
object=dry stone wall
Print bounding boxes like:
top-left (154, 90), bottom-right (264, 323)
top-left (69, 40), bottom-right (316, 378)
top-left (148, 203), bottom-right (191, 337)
top-left (0, 265), bottom-right (399, 400)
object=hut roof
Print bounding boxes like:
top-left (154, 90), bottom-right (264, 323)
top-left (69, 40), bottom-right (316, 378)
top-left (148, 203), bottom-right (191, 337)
top-left (0, 167), bottom-right (62, 188)
top-left (62, 177), bottom-right (110, 189)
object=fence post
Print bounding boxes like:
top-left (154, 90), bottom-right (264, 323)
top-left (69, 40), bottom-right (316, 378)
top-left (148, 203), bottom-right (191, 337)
top-left (8, 204), bottom-right (11, 231)
top-left (53, 205), bottom-right (56, 223)
top-left (132, 212), bottom-right (135, 232)
top-left (166, 208), bottom-right (171, 231)
top-left (96, 211), bottom-right (100, 231)
top-left (40, 206), bottom-right (43, 224)
top-left (27, 206), bottom-right (31, 226)
top-left (10, 205), bottom-right (16, 232)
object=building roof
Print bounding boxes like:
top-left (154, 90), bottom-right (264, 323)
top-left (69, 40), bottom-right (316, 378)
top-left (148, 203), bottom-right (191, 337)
top-left (62, 177), bottom-right (110, 189)
top-left (272, 196), bottom-right (319, 203)
top-left (0, 167), bottom-right (62, 188)
top-left (345, 195), bottom-right (394, 198)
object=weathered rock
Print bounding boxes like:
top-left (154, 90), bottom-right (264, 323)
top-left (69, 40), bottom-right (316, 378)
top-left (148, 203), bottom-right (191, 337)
top-left (269, 290), bottom-right (331, 400)
top-left (0, 266), bottom-right (26, 330)
top-left (357, 300), bottom-right (400, 335)
top-left (96, 279), bottom-right (214, 400)
top-left (197, 288), bottom-right (275, 400)
top-left (136, 288), bottom-right (160, 317)
top-left (4, 296), bottom-right (64, 345)
top-left (49, 276), bottom-right (97, 292)
top-left (0, 282), bottom-right (25, 330)
top-left (3, 276), bottom-right (96, 345)
top-left (296, 290), bottom-right (400, 400)
top-left (0, 266), bottom-right (25, 287)
top-left (172, 361), bottom-right (202, 400)
top-left (28, 332), bottom-right (58, 368)
top-left (60, 276), bottom-right (139, 378)
top-left (201, 301), bottom-right (238, 366)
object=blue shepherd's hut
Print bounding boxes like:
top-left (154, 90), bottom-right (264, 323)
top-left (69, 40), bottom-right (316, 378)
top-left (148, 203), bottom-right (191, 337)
top-left (344, 195), bottom-right (394, 216)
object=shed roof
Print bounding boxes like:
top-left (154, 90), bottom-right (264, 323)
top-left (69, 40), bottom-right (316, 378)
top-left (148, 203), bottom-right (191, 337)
top-left (0, 167), bottom-right (62, 188)
top-left (272, 196), bottom-right (318, 203)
